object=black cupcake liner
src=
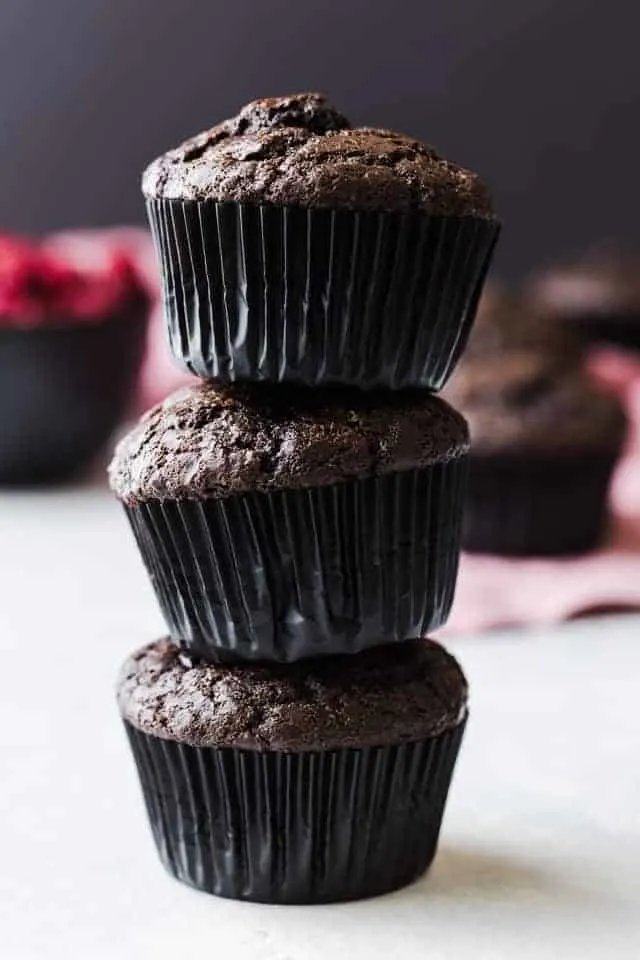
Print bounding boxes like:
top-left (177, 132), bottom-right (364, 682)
top-left (124, 716), bottom-right (466, 904)
top-left (125, 460), bottom-right (467, 662)
top-left (462, 450), bottom-right (620, 556)
top-left (0, 304), bottom-right (148, 484)
top-left (146, 198), bottom-right (500, 389)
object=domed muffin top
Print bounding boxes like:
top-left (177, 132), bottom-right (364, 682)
top-left (143, 92), bottom-right (495, 217)
top-left (464, 284), bottom-right (580, 361)
top-left (109, 381), bottom-right (469, 504)
top-left (527, 252), bottom-right (640, 320)
top-left (118, 637), bottom-right (468, 751)
top-left (444, 354), bottom-right (626, 455)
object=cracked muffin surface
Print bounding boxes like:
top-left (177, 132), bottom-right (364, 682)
top-left (143, 92), bottom-right (495, 217)
top-left (117, 637), bottom-right (468, 751)
top-left (108, 382), bottom-right (469, 504)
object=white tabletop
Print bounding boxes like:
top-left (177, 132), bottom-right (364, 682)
top-left (1, 488), bottom-right (639, 960)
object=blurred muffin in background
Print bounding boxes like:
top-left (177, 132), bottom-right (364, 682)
top-left (464, 281), bottom-right (581, 362)
top-left (527, 251), bottom-right (640, 352)
top-left (0, 231), bottom-right (151, 484)
top-left (444, 293), bottom-right (627, 556)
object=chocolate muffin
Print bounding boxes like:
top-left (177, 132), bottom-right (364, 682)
top-left (109, 382), bottom-right (469, 661)
top-left (444, 355), bottom-right (627, 555)
top-left (527, 253), bottom-right (640, 351)
top-left (0, 233), bottom-right (150, 484)
top-left (464, 284), bottom-right (580, 363)
top-left (143, 92), bottom-right (500, 388)
top-left (118, 637), bottom-right (468, 903)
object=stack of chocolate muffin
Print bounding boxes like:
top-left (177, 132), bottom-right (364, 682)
top-left (109, 94), bottom-right (500, 903)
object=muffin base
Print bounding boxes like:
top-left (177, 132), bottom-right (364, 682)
top-left (0, 304), bottom-right (148, 484)
top-left (124, 717), bottom-right (466, 904)
top-left (147, 199), bottom-right (499, 389)
top-left (462, 450), bottom-right (619, 556)
top-left (125, 461), bottom-right (467, 662)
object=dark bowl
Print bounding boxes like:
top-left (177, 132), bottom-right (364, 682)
top-left (0, 302), bottom-right (149, 485)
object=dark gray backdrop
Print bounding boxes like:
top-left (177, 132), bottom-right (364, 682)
top-left (1, 0), bottom-right (639, 277)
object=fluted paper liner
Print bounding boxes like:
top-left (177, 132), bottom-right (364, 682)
top-left (463, 451), bottom-right (619, 556)
top-left (147, 198), bottom-right (500, 389)
top-left (125, 460), bottom-right (467, 662)
top-left (124, 717), bottom-right (466, 904)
